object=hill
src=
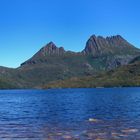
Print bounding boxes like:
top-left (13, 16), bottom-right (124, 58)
top-left (44, 59), bottom-right (140, 89)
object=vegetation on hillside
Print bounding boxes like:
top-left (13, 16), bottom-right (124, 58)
top-left (0, 78), bottom-right (16, 89)
top-left (0, 35), bottom-right (140, 89)
top-left (43, 61), bottom-right (140, 89)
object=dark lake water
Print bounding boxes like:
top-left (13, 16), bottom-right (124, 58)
top-left (0, 88), bottom-right (140, 139)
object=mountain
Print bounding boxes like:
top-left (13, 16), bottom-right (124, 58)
top-left (20, 35), bottom-right (140, 71)
top-left (20, 42), bottom-right (76, 66)
top-left (82, 35), bottom-right (138, 56)
top-left (0, 35), bottom-right (140, 89)
top-left (21, 35), bottom-right (139, 67)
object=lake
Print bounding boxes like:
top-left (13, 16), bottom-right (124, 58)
top-left (0, 88), bottom-right (140, 139)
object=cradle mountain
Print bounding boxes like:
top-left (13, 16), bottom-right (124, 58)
top-left (0, 35), bottom-right (140, 89)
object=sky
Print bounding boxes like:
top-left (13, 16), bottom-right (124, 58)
top-left (0, 0), bottom-right (140, 68)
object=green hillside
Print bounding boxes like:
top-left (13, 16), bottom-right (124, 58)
top-left (44, 60), bottom-right (140, 89)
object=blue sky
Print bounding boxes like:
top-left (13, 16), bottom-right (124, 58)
top-left (0, 0), bottom-right (140, 68)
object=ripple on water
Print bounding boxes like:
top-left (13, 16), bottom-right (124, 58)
top-left (0, 88), bottom-right (140, 139)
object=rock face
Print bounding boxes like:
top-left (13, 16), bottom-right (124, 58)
top-left (106, 55), bottom-right (135, 70)
top-left (82, 35), bottom-right (138, 56)
top-left (34, 42), bottom-right (66, 57)
top-left (21, 42), bottom-right (66, 66)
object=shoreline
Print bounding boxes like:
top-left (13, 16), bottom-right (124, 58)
top-left (0, 86), bottom-right (140, 90)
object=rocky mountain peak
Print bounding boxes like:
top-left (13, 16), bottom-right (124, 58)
top-left (44, 41), bottom-right (57, 49)
top-left (82, 35), bottom-right (137, 56)
top-left (106, 35), bottom-right (128, 45)
top-left (106, 35), bottom-right (123, 39)
top-left (20, 42), bottom-right (66, 66)
top-left (35, 42), bottom-right (66, 57)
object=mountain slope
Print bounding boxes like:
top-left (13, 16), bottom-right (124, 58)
top-left (44, 60), bottom-right (140, 89)
top-left (0, 34), bottom-right (140, 89)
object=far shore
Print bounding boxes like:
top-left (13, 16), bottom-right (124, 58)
top-left (0, 86), bottom-right (140, 90)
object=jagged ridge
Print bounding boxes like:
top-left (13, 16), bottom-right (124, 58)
top-left (82, 35), bottom-right (139, 56)
top-left (0, 34), bottom-right (140, 89)
top-left (21, 35), bottom-right (140, 66)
